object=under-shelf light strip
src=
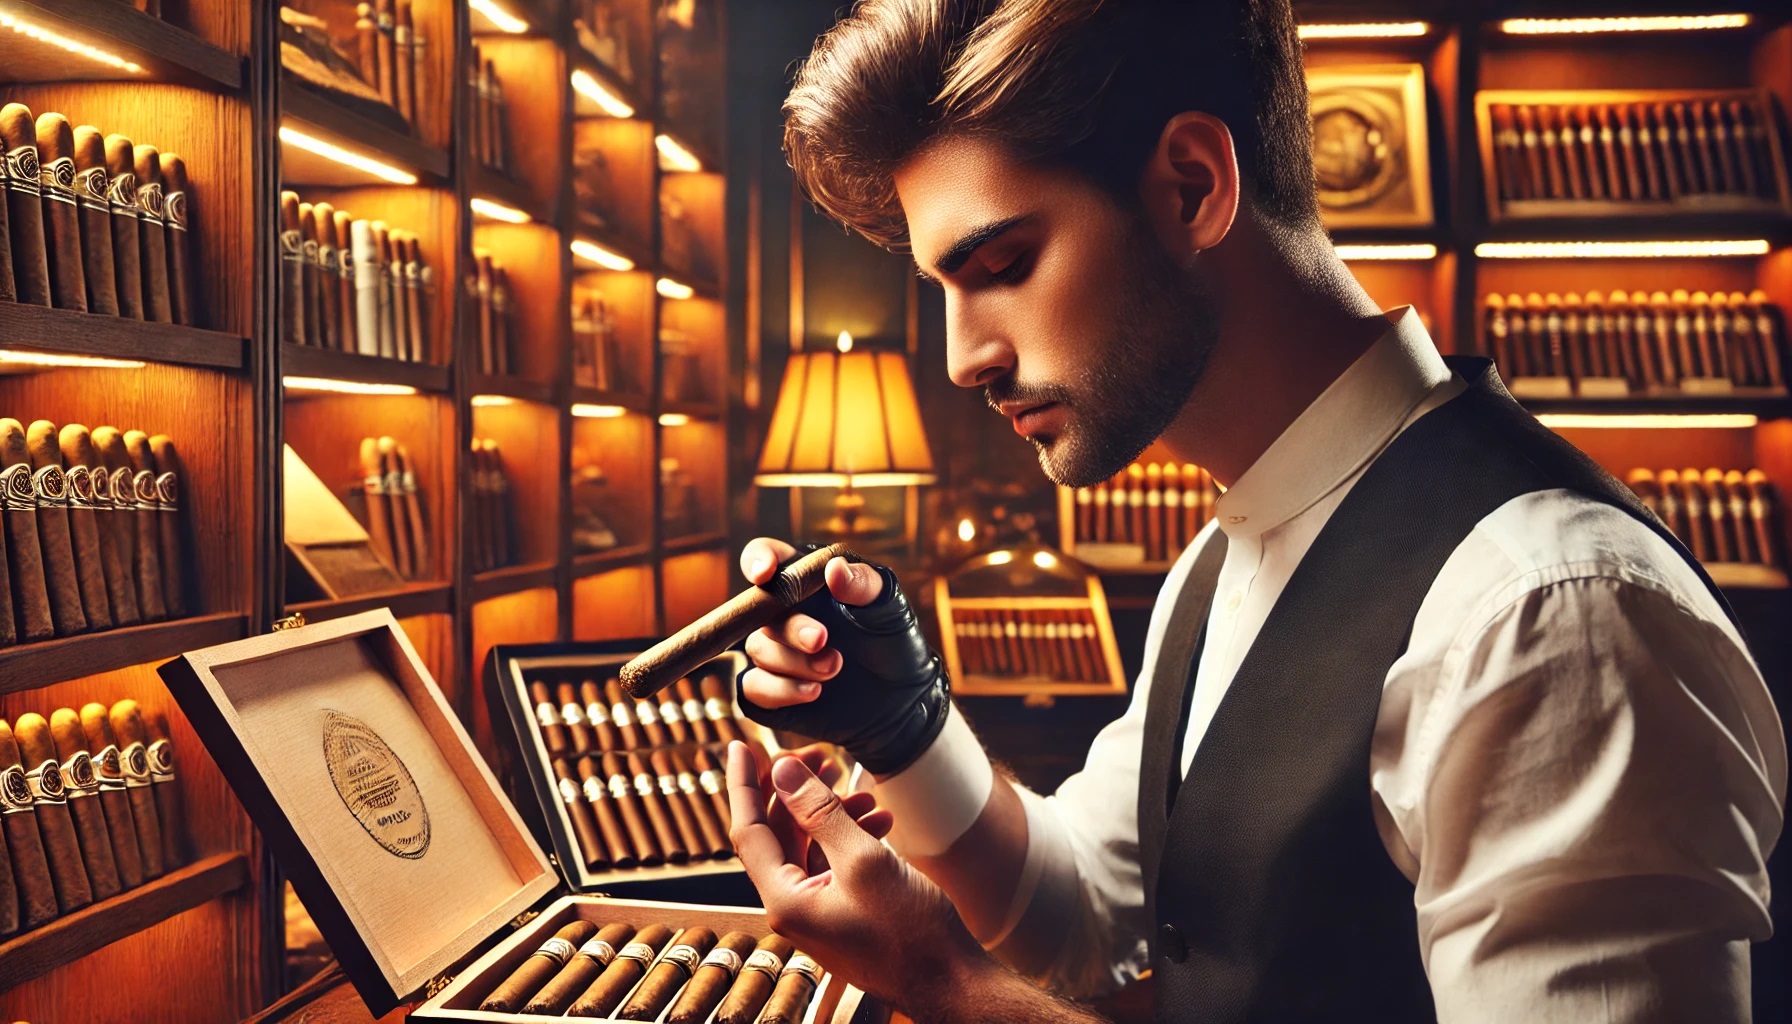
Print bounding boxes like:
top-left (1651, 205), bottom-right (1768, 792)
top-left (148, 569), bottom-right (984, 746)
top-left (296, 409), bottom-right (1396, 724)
top-left (572, 69), bottom-right (636, 119)
top-left (0, 349), bottom-right (145, 369)
top-left (1538, 413), bottom-right (1758, 430)
top-left (1299, 22), bottom-right (1429, 40)
top-left (0, 13), bottom-right (144, 74)
top-left (657, 277), bottom-right (695, 300)
top-left (279, 126), bottom-right (418, 186)
top-left (471, 394), bottom-right (516, 407)
top-left (571, 239), bottom-right (635, 271)
top-left (572, 403), bottom-right (627, 418)
top-left (470, 0), bottom-right (530, 33)
top-left (285, 376), bottom-right (419, 396)
top-left (1475, 240), bottom-right (1769, 260)
top-left (1499, 14), bottom-right (1750, 35)
top-left (659, 413), bottom-right (691, 426)
top-left (471, 197), bottom-right (531, 224)
top-left (656, 134), bottom-right (702, 173)
top-left (1334, 243), bottom-right (1437, 261)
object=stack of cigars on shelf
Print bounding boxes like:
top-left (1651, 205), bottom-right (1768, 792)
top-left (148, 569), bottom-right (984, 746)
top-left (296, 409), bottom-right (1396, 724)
top-left (280, 189), bottom-right (431, 361)
top-left (0, 420), bottom-right (187, 648)
top-left (470, 438), bottom-right (514, 572)
top-left (472, 251), bottom-right (515, 375)
top-left (1483, 290), bottom-right (1785, 399)
top-left (0, 102), bottom-right (198, 324)
top-left (358, 436), bottom-right (430, 581)
top-left (1626, 466), bottom-right (1786, 588)
top-left (1, 700), bottom-right (186, 940)
top-left (470, 43), bottom-right (512, 177)
top-left (1480, 89), bottom-right (1792, 218)
top-left (1063, 459), bottom-right (1220, 567)
top-left (948, 606), bottom-right (1110, 686)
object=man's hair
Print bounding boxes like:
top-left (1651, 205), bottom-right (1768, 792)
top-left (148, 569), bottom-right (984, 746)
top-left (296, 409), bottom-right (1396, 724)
top-left (783, 0), bottom-right (1319, 250)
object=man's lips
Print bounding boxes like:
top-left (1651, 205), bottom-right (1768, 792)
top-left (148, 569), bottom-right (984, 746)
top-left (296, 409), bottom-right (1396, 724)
top-left (1003, 401), bottom-right (1063, 438)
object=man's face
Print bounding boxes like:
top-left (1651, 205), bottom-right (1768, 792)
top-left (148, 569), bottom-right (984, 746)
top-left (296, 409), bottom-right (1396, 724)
top-left (894, 135), bottom-right (1218, 487)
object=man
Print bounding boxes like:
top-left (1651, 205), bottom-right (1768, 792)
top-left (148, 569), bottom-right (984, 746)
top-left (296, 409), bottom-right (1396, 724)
top-left (723, 1), bottom-right (1787, 1021)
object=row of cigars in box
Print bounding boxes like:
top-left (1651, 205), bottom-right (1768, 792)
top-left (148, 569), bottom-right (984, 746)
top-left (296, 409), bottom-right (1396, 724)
top-left (1064, 461), bottom-right (1220, 566)
top-left (1624, 466), bottom-right (1782, 576)
top-left (1483, 290), bottom-right (1784, 397)
top-left (2, 700), bottom-right (185, 940)
top-left (280, 189), bottom-right (432, 362)
top-left (0, 103), bottom-right (198, 324)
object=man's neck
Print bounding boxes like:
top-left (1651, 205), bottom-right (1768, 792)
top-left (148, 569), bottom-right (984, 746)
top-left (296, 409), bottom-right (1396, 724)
top-left (1158, 216), bottom-right (1390, 487)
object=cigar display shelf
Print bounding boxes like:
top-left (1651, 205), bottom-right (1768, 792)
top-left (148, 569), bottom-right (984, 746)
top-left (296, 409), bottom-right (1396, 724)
top-left (471, 164), bottom-right (556, 227)
top-left (474, 560), bottom-right (563, 604)
top-left (287, 580), bottom-right (452, 627)
top-left (0, 610), bottom-right (245, 696)
top-left (0, 0), bottom-right (243, 90)
top-left (282, 342), bottom-right (453, 394)
top-left (282, 75), bottom-right (451, 186)
top-left (0, 303), bottom-right (249, 371)
top-left (935, 547), bottom-right (1128, 699)
top-left (0, 850), bottom-right (249, 991)
top-left (473, 372), bottom-right (558, 407)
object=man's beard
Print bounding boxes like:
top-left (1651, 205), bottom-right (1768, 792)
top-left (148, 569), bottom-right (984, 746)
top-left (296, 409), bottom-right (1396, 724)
top-left (986, 231), bottom-right (1217, 488)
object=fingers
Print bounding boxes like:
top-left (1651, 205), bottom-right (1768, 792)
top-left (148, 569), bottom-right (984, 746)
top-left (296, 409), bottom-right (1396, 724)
top-left (770, 755), bottom-right (884, 871)
top-left (744, 628), bottom-right (842, 681)
top-left (761, 613), bottom-right (830, 654)
top-left (727, 741), bottom-right (803, 891)
top-left (740, 537), bottom-right (800, 585)
top-left (825, 556), bottom-right (885, 607)
top-left (740, 667), bottom-right (824, 710)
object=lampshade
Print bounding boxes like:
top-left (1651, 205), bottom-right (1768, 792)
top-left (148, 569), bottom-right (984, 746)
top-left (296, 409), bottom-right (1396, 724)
top-left (756, 348), bottom-right (936, 487)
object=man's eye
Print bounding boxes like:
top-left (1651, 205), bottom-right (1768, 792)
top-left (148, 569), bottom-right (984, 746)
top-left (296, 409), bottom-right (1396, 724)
top-left (988, 256), bottom-right (1030, 285)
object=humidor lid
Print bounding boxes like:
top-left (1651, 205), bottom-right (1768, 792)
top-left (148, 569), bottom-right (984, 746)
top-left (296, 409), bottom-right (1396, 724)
top-left (160, 610), bottom-right (560, 1015)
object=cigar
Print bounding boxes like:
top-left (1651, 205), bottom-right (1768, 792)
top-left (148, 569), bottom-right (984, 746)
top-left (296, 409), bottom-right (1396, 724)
top-left (492, 263), bottom-right (513, 375)
top-left (1653, 103), bottom-right (1686, 197)
top-left (469, 439), bottom-right (491, 572)
top-left (628, 750), bottom-right (688, 863)
top-left (122, 430), bottom-right (169, 622)
top-left (553, 757), bottom-right (609, 869)
top-left (692, 746), bottom-right (732, 834)
top-left (160, 154), bottom-right (195, 325)
top-left (0, 108), bottom-right (12, 304)
top-left (1695, 291), bottom-right (1726, 380)
top-left (1561, 292), bottom-right (1589, 382)
top-left (632, 690), bottom-right (669, 748)
top-left (1632, 105), bottom-right (1665, 200)
top-left (279, 191), bottom-right (305, 345)
top-left (332, 209), bottom-right (356, 352)
top-left (1485, 294), bottom-right (1514, 374)
top-left (651, 749), bottom-right (709, 859)
top-left (1627, 290), bottom-right (1658, 387)
top-left (700, 674), bottom-right (747, 744)
top-left (1669, 289), bottom-right (1697, 380)
top-left (2, 419), bottom-right (57, 641)
top-left (395, 0), bottom-right (417, 124)
top-left (558, 682), bottom-right (595, 753)
top-left (1514, 106), bottom-right (1546, 201)
top-left (147, 435), bottom-right (187, 616)
top-left (1609, 292), bottom-right (1643, 388)
top-left (374, 221), bottom-right (399, 358)
top-left (351, 217), bottom-right (380, 355)
top-left (1703, 468), bottom-right (1736, 563)
top-left (1626, 468), bottom-right (1661, 518)
top-left (356, 3), bottom-right (378, 85)
top-left (715, 934), bottom-right (795, 1024)
top-left (1489, 104), bottom-right (1524, 200)
top-left (357, 437), bottom-right (398, 574)
top-left (756, 950), bottom-right (824, 1024)
top-left (70, 127), bottom-right (116, 315)
top-left (531, 680), bottom-right (569, 756)
top-left (1144, 462), bottom-right (1164, 561)
top-left (664, 929), bottom-right (758, 1024)
top-left (1091, 481), bottom-right (1110, 543)
top-left (1725, 470), bottom-right (1758, 563)
top-left (35, 113), bottom-right (87, 311)
top-left (142, 708), bottom-right (183, 869)
top-left (602, 751), bottom-right (663, 865)
top-left (312, 201), bottom-right (342, 350)
top-left (1707, 101), bottom-right (1740, 194)
top-left (26, 420), bottom-right (92, 635)
top-left (1162, 484), bottom-right (1183, 554)
top-left (79, 703), bottom-right (143, 889)
top-left (0, 784), bottom-right (14, 936)
top-left (621, 544), bottom-right (848, 699)
top-left (568, 922), bottom-right (675, 1017)
top-left (577, 755), bottom-right (637, 867)
top-left (0, 719), bottom-right (60, 929)
top-left (1747, 290), bottom-right (1783, 388)
top-left (105, 135), bottom-right (145, 318)
top-left (1729, 100), bottom-right (1762, 198)
top-left (1555, 106), bottom-right (1587, 199)
top-left (604, 678), bottom-right (642, 750)
top-left (524, 922), bottom-right (637, 1015)
top-left (1688, 102), bottom-right (1721, 193)
top-left (1658, 468), bottom-right (1687, 540)
top-left (1611, 105), bottom-right (1645, 200)
top-left (13, 713), bottom-right (93, 912)
top-left (1676, 466), bottom-right (1713, 561)
top-left (374, 0), bottom-right (397, 106)
top-left (671, 748), bottom-right (731, 857)
top-left (85, 426), bottom-right (143, 627)
top-left (400, 233), bottom-right (425, 362)
top-left (1712, 293), bottom-right (1748, 384)
top-left (49, 708), bottom-right (120, 899)
top-left (1593, 105), bottom-right (1624, 200)
top-left (1648, 292), bottom-right (1678, 387)
top-left (677, 677), bottom-right (715, 744)
top-left (485, 59), bottom-right (504, 171)
top-left (476, 250), bottom-right (495, 372)
top-left (658, 684), bottom-right (693, 745)
top-left (133, 144), bottom-right (172, 322)
top-left (581, 679), bottom-right (621, 751)
top-left (298, 201), bottom-right (321, 346)
top-left (109, 700), bottom-right (165, 879)
top-left (481, 919), bottom-right (600, 1012)
top-left (376, 438), bottom-right (413, 578)
top-left (1746, 470), bottom-right (1780, 569)
top-left (394, 443), bottom-right (429, 577)
top-left (619, 926), bottom-right (718, 1021)
top-left (2, 103), bottom-right (51, 305)
top-left (384, 226), bottom-right (408, 362)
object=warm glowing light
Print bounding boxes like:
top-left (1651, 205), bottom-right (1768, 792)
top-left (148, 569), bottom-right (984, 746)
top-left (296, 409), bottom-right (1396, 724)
top-left (573, 403), bottom-right (627, 418)
top-left (471, 197), bottom-right (530, 223)
top-left (470, 394), bottom-right (515, 407)
top-left (1334, 243), bottom-right (1438, 261)
top-left (1475, 239), bottom-right (1770, 260)
top-left (0, 13), bottom-right (144, 74)
top-left (656, 134), bottom-right (702, 172)
top-left (957, 518), bottom-right (977, 543)
top-left (284, 376), bottom-right (419, 396)
top-left (571, 69), bottom-right (635, 118)
top-left (1499, 14), bottom-right (1749, 35)
top-left (657, 277), bottom-right (695, 300)
top-left (571, 239), bottom-right (635, 271)
top-left (1299, 21), bottom-right (1428, 39)
top-left (1538, 413), bottom-right (1759, 430)
top-left (658, 413), bottom-right (691, 427)
top-left (1032, 550), bottom-right (1059, 569)
top-left (278, 125), bottom-right (418, 185)
top-left (0, 349), bottom-right (145, 369)
top-left (836, 331), bottom-right (854, 353)
top-left (986, 551), bottom-right (1015, 566)
top-left (469, 0), bottom-right (530, 33)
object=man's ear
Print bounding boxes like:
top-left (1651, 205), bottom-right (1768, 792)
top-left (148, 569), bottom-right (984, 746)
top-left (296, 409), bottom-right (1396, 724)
top-left (1136, 112), bottom-right (1239, 260)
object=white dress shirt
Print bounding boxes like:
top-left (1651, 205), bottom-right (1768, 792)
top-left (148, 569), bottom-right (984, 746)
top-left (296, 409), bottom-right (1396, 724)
top-left (877, 308), bottom-right (1787, 1021)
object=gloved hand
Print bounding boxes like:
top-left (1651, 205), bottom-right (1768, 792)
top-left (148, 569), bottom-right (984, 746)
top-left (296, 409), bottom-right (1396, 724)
top-left (735, 538), bottom-right (951, 777)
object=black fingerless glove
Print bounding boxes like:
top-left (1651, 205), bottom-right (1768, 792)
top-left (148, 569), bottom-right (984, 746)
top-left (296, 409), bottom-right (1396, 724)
top-left (736, 552), bottom-right (951, 776)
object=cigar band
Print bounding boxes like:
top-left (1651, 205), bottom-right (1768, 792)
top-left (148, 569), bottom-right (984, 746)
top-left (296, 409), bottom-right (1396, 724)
top-left (659, 700), bottom-right (683, 724)
top-left (40, 156), bottom-right (77, 204)
top-left (698, 769), bottom-right (723, 795)
top-left (420, 265), bottom-right (435, 289)
top-left (743, 949), bottom-right (785, 976)
top-left (534, 701), bottom-right (560, 728)
top-left (62, 750), bottom-right (101, 797)
top-left (608, 774), bottom-right (631, 799)
top-left (1165, 489), bottom-right (1181, 508)
top-left (302, 238), bottom-right (320, 264)
top-left (577, 938), bottom-right (619, 965)
top-left (1539, 128), bottom-right (1556, 146)
top-left (405, 261), bottom-right (422, 283)
top-left (704, 698), bottom-right (729, 722)
top-left (339, 249), bottom-right (354, 278)
top-left (5, 145), bottom-right (41, 195)
top-left (1620, 126), bottom-right (1634, 146)
top-left (133, 469), bottom-right (160, 510)
top-left (137, 180), bottom-right (165, 220)
top-left (616, 941), bottom-right (659, 967)
top-left (120, 741), bottom-right (153, 787)
top-left (1129, 490), bottom-right (1145, 508)
top-left (1522, 130), bottom-right (1538, 146)
top-left (95, 743), bottom-right (126, 791)
top-left (1694, 124), bottom-right (1709, 142)
top-left (1638, 126), bottom-right (1653, 144)
top-left (378, 11), bottom-right (395, 30)
top-left (558, 776), bottom-right (580, 805)
top-left (1, 463), bottom-right (36, 510)
top-left (365, 472), bottom-right (386, 496)
top-left (320, 245), bottom-right (339, 272)
top-left (702, 947), bottom-right (745, 976)
top-left (166, 189), bottom-right (188, 230)
top-left (26, 759), bottom-right (67, 804)
top-left (660, 943), bottom-right (704, 976)
top-left (281, 229), bottom-right (303, 259)
top-left (148, 738), bottom-right (176, 782)
top-left (586, 701), bottom-right (610, 727)
top-left (31, 465), bottom-right (68, 508)
top-left (157, 471), bottom-right (179, 510)
top-left (1146, 490), bottom-right (1161, 508)
top-left (382, 470), bottom-right (403, 496)
top-left (782, 955), bottom-right (823, 983)
top-left (657, 773), bottom-right (679, 796)
top-left (1678, 127), bottom-right (1691, 145)
top-left (677, 772), bottom-right (699, 795)
top-left (610, 702), bottom-right (634, 728)
top-left (561, 702), bottom-right (586, 727)
top-left (78, 166), bottom-right (109, 209)
top-left (534, 937), bottom-right (578, 966)
top-left (401, 471), bottom-right (418, 493)
top-left (583, 775), bottom-right (607, 802)
top-left (1600, 127), bottom-right (1614, 144)
top-left (395, 24), bottom-right (411, 45)
top-left (683, 698), bottom-right (704, 723)
top-left (67, 465), bottom-right (99, 510)
top-left (1, 765), bottom-right (35, 813)
top-left (632, 772), bottom-right (656, 797)
top-left (635, 701), bottom-right (659, 726)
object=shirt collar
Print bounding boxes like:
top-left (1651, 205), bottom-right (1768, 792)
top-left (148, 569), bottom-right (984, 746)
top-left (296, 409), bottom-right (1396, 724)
top-left (1212, 307), bottom-right (1450, 541)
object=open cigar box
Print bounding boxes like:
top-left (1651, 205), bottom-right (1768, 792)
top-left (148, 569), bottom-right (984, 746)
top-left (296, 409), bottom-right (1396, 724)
top-left (158, 610), bottom-right (880, 1021)
top-left (934, 545), bottom-right (1127, 700)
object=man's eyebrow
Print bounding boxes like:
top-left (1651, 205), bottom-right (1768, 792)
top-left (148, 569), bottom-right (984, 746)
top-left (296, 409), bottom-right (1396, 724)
top-left (927, 215), bottom-right (1034, 277)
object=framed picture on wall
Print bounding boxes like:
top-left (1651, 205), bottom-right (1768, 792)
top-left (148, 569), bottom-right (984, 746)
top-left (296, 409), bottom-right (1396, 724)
top-left (1307, 63), bottom-right (1436, 229)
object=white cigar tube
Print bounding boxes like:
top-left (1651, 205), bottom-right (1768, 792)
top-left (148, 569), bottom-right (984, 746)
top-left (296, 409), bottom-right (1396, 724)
top-left (352, 219), bottom-right (381, 356)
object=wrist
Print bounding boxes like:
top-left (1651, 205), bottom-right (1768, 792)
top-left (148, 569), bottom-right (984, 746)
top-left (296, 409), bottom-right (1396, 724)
top-left (901, 928), bottom-right (1006, 1024)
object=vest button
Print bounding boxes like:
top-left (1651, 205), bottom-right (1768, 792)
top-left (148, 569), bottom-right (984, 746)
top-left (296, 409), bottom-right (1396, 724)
top-left (1158, 922), bottom-right (1187, 964)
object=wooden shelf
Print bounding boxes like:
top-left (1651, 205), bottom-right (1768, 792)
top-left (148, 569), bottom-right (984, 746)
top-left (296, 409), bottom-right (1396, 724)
top-left (660, 400), bottom-right (725, 421)
top-left (0, 302), bottom-right (250, 371)
top-left (470, 372), bottom-right (557, 406)
top-left (664, 531), bottom-right (729, 555)
top-left (1476, 212), bottom-right (1792, 246)
top-left (282, 344), bottom-right (452, 395)
top-left (472, 560), bottom-right (560, 602)
top-left (470, 164), bottom-right (556, 226)
top-left (1519, 394), bottom-right (1792, 418)
top-left (0, 612), bottom-right (248, 695)
top-left (287, 581), bottom-right (453, 625)
top-left (0, 852), bottom-right (251, 990)
top-left (569, 48), bottom-right (647, 121)
top-left (0, 0), bottom-right (243, 90)
top-left (573, 543), bottom-right (655, 577)
top-left (281, 75), bottom-right (451, 185)
top-left (572, 210), bottom-right (657, 272)
top-left (571, 387), bottom-right (653, 414)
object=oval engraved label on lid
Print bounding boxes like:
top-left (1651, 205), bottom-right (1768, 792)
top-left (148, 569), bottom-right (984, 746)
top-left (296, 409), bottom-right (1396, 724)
top-left (322, 709), bottom-right (431, 860)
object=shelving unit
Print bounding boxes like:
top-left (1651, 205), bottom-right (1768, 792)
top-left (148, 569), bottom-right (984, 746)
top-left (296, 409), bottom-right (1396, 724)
top-left (0, 0), bottom-right (737, 1018)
